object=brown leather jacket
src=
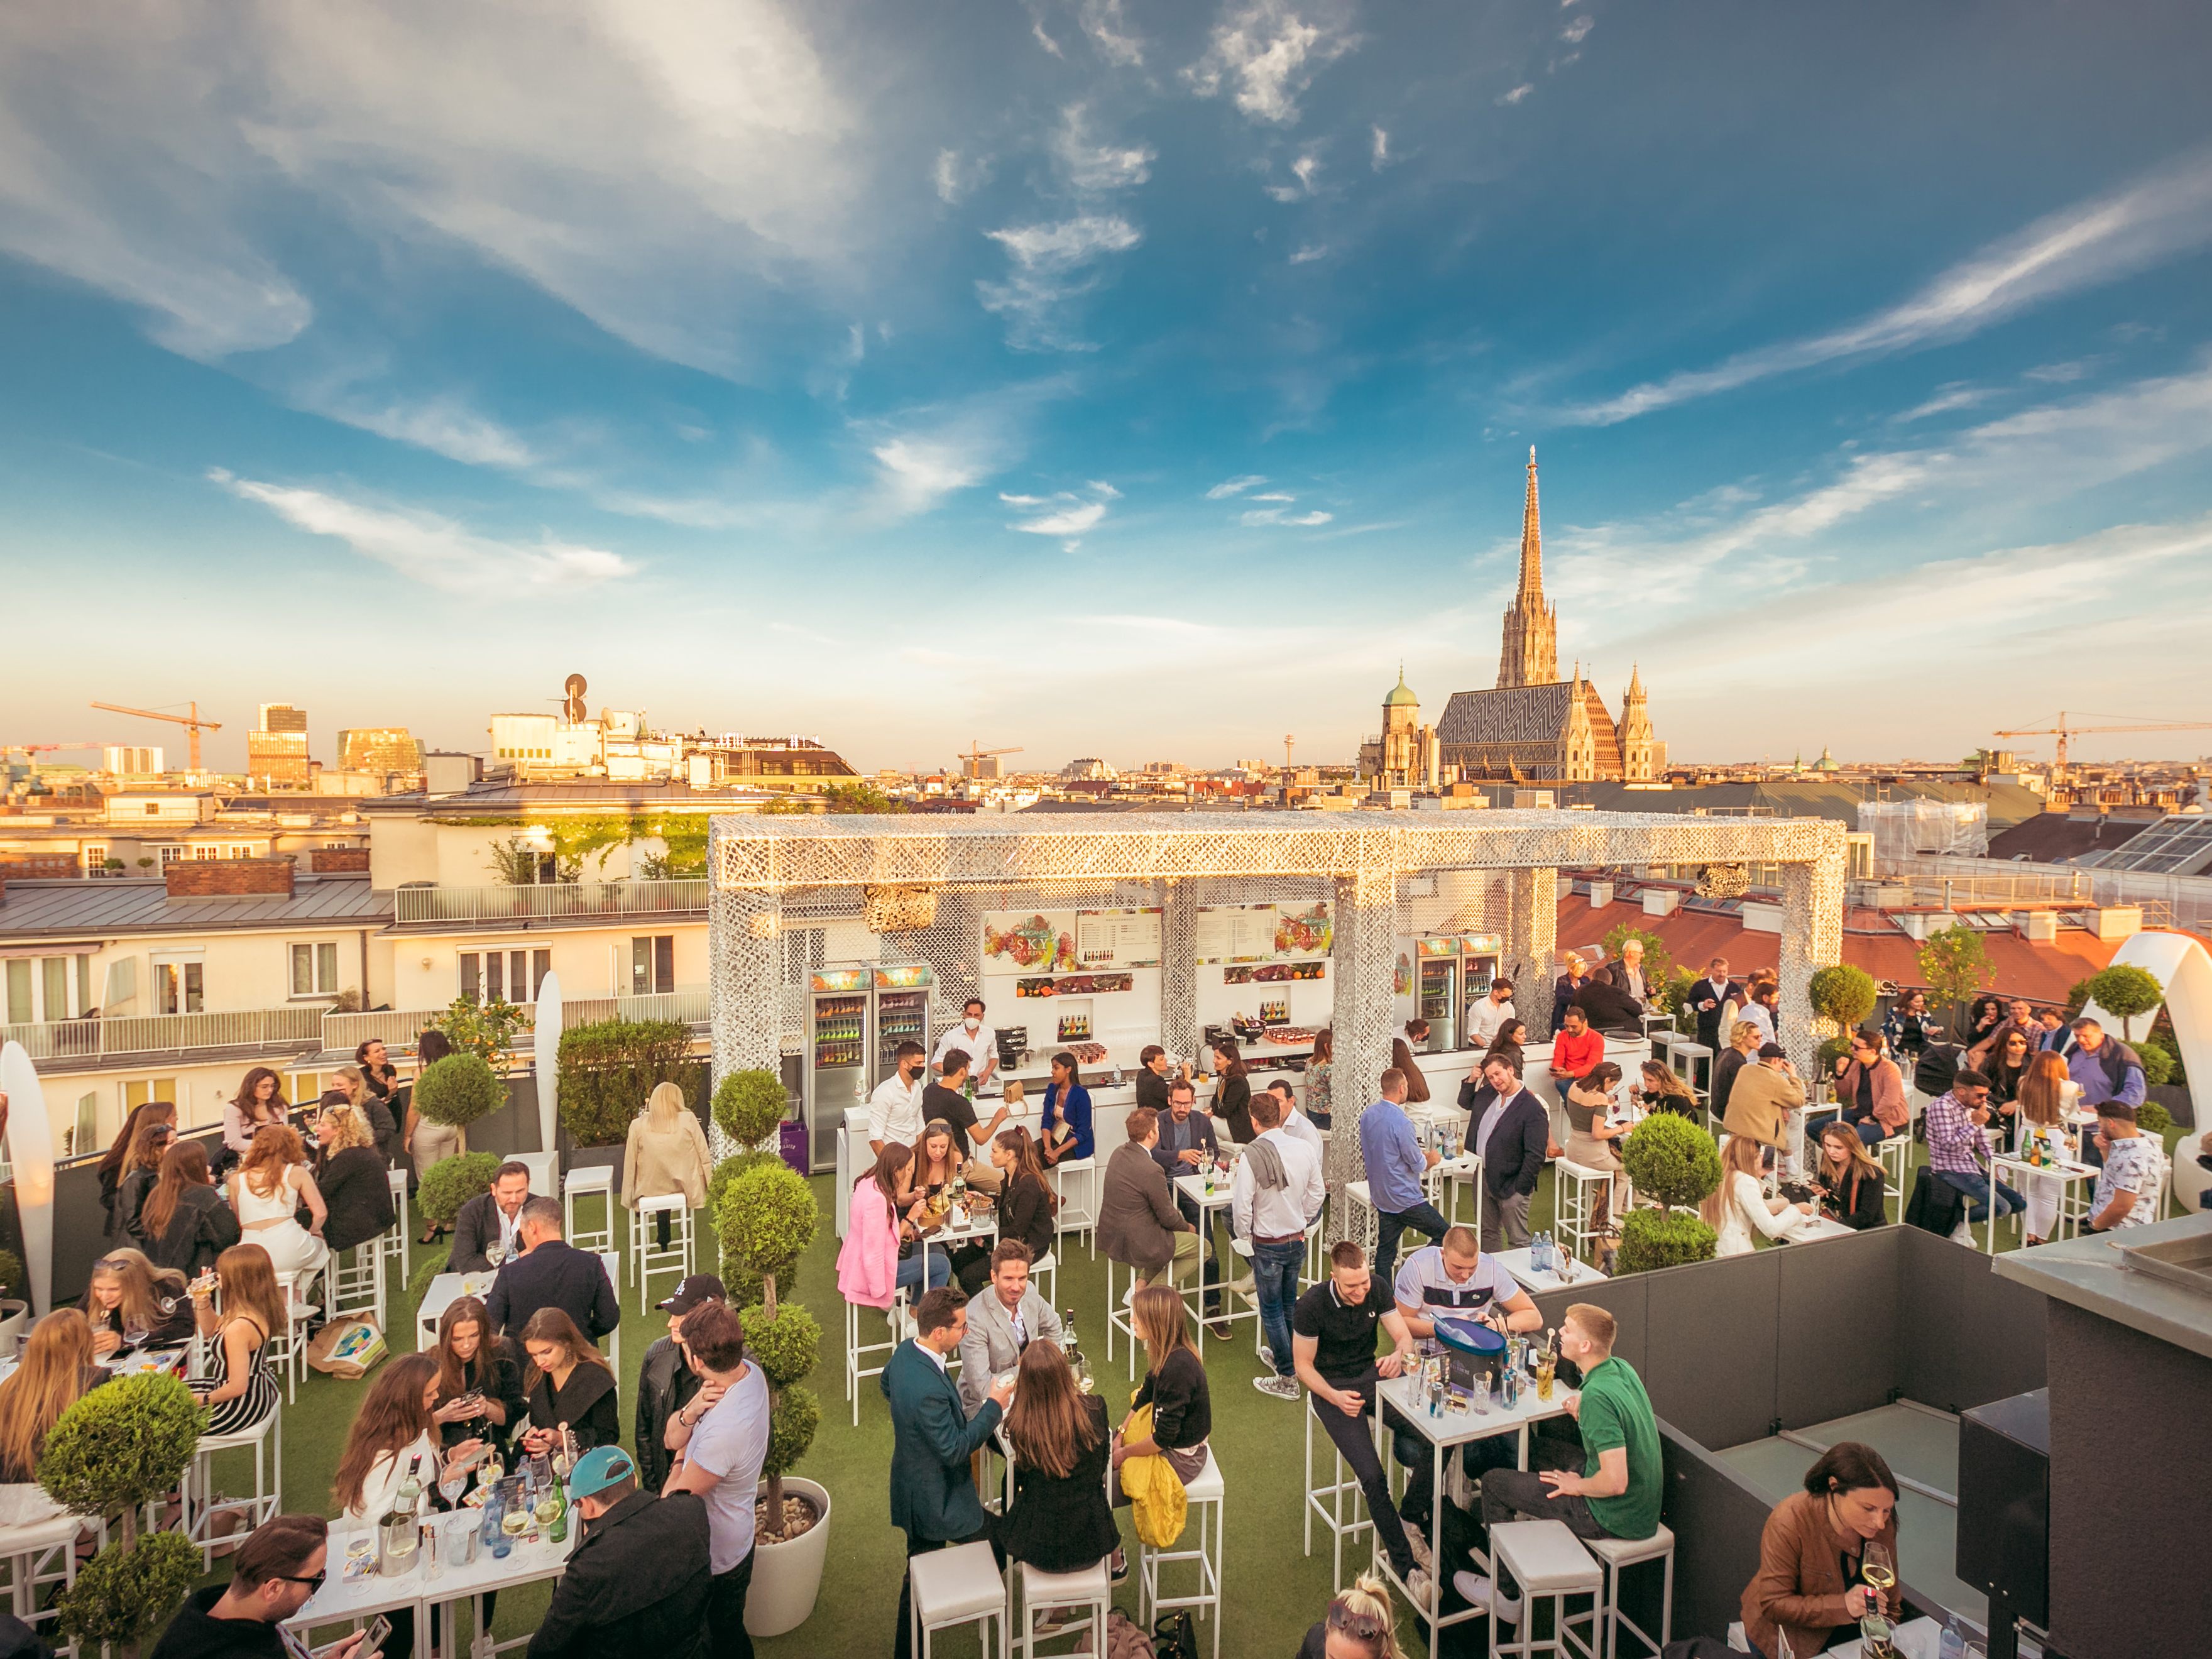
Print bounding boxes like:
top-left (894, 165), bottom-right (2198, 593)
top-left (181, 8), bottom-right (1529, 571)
top-left (1837, 1058), bottom-right (1908, 1134)
top-left (1742, 1490), bottom-right (1901, 1659)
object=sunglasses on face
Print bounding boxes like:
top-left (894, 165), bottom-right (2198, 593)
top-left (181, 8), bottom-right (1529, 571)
top-left (1327, 1604), bottom-right (1386, 1641)
top-left (278, 1571), bottom-right (327, 1592)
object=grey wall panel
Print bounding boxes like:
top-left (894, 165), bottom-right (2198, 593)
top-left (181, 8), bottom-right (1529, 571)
top-left (1895, 1225), bottom-right (1969, 1408)
top-left (1656, 1421), bottom-right (1778, 1645)
top-left (1531, 1271), bottom-right (1650, 1373)
top-left (1776, 1227), bottom-right (1900, 1428)
top-left (1942, 1257), bottom-right (2048, 1415)
top-left (1643, 1250), bottom-right (1782, 1449)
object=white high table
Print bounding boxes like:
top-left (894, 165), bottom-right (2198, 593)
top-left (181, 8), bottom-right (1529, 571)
top-left (1492, 1247), bottom-right (1607, 1295)
top-left (1368, 1370), bottom-right (1569, 1658)
top-left (292, 1520), bottom-right (578, 1659)
top-left (1173, 1170), bottom-right (1259, 1349)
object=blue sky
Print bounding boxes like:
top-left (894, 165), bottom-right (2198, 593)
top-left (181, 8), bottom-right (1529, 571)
top-left (5, 0), bottom-right (2212, 774)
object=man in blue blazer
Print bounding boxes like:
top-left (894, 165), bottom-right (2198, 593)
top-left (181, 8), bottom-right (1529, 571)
top-left (887, 1286), bottom-right (1015, 1659)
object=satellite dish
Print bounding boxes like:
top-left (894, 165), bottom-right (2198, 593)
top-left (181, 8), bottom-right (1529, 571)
top-left (562, 673), bottom-right (588, 724)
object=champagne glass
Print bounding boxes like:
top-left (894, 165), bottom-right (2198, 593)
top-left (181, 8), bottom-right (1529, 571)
top-left (439, 1457), bottom-right (468, 1511)
top-left (1860, 1540), bottom-right (1896, 1605)
top-left (485, 1242), bottom-right (506, 1271)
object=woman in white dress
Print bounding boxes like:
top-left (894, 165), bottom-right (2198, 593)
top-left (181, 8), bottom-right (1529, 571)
top-left (230, 1123), bottom-right (331, 1287)
top-left (2013, 1051), bottom-right (2079, 1245)
top-left (1702, 1133), bottom-right (1819, 1257)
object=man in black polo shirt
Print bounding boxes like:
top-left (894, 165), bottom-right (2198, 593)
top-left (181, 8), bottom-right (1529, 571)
top-left (923, 1051), bottom-right (1008, 1194)
top-left (1292, 1240), bottom-right (1435, 1608)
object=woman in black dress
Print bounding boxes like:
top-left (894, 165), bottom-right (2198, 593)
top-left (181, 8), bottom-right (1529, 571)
top-left (139, 1142), bottom-right (242, 1276)
top-left (965, 1126), bottom-right (1055, 1295)
top-left (518, 1308), bottom-right (620, 1455)
top-left (994, 1335), bottom-right (1122, 1579)
top-left (1209, 1040), bottom-right (1254, 1144)
top-left (115, 1115), bottom-right (177, 1246)
top-left (1812, 1123), bottom-right (1888, 1232)
top-left (429, 1295), bottom-right (525, 1451)
top-left (98, 1100), bottom-right (175, 1239)
top-left (1113, 1284), bottom-right (1210, 1496)
top-left (313, 1103), bottom-right (397, 1256)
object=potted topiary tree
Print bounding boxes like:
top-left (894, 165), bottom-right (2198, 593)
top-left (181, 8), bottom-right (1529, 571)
top-left (2081, 964), bottom-right (2164, 1043)
top-left (0, 1247), bottom-right (27, 1354)
top-left (413, 1053), bottom-right (506, 1153)
top-left (42, 1373), bottom-right (204, 1657)
top-left (1615, 1112), bottom-right (1723, 1273)
top-left (716, 1153), bottom-right (826, 1637)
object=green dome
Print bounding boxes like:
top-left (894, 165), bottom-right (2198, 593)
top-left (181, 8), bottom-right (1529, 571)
top-left (1384, 668), bottom-right (1418, 708)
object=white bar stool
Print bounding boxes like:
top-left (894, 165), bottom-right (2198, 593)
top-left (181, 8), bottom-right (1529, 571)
top-left (1010, 1557), bottom-right (1110, 1659)
top-left (564, 1163), bottom-right (617, 1254)
top-left (271, 1271), bottom-right (320, 1405)
top-left (1489, 1519), bottom-right (1602, 1659)
top-left (1139, 1445), bottom-right (1224, 1659)
top-left (1027, 1247), bottom-right (1057, 1312)
top-left (910, 1539), bottom-right (1007, 1659)
top-left (1051, 1157), bottom-right (1100, 1257)
top-left (185, 1410), bottom-right (282, 1569)
top-left (589, 1249), bottom-right (623, 1374)
top-left (329, 1239), bottom-right (386, 1327)
top-left (513, 1149), bottom-right (559, 1198)
top-left (1, 1508), bottom-right (93, 1654)
top-left (1669, 1042), bottom-right (1713, 1105)
top-left (1875, 1133), bottom-right (1911, 1208)
top-left (1302, 1398), bottom-right (1372, 1592)
top-left (1342, 1181), bottom-right (1380, 1258)
top-left (845, 1291), bottom-right (907, 1426)
top-left (1103, 1256), bottom-right (1140, 1377)
top-left (1585, 1523), bottom-right (1674, 1659)
top-left (1553, 1161), bottom-right (1611, 1266)
top-left (630, 1193), bottom-right (694, 1313)
top-left (385, 1168), bottom-right (411, 1283)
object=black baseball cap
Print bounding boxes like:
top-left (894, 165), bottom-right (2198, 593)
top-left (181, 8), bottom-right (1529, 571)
top-left (1757, 1043), bottom-right (1788, 1060)
top-left (657, 1273), bottom-right (726, 1314)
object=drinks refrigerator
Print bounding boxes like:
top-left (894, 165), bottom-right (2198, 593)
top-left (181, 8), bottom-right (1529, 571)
top-left (1393, 934), bottom-right (1504, 1052)
top-left (802, 963), bottom-right (935, 1173)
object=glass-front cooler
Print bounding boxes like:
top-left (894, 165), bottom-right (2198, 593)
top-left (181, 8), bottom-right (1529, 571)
top-left (805, 968), bottom-right (871, 1173)
top-left (1416, 947), bottom-right (1460, 1053)
top-left (870, 963), bottom-right (934, 1087)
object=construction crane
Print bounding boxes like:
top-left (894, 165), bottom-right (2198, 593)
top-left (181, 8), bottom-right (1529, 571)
top-left (91, 700), bottom-right (223, 771)
top-left (956, 740), bottom-right (1022, 780)
top-left (1993, 712), bottom-right (2212, 783)
top-left (4, 741), bottom-right (112, 782)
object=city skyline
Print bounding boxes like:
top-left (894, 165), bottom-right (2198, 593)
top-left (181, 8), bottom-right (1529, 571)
top-left (4, 2), bottom-right (2211, 773)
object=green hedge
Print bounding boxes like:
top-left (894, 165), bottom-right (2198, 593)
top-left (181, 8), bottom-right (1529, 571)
top-left (418, 1151), bottom-right (503, 1226)
top-left (557, 1017), bottom-right (698, 1147)
top-left (414, 1053), bottom-right (505, 1129)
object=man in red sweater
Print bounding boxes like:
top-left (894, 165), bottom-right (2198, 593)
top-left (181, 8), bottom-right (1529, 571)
top-left (1550, 1005), bottom-right (1606, 1105)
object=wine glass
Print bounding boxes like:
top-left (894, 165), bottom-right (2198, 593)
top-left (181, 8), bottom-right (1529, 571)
top-left (1860, 1540), bottom-right (1896, 1606)
top-left (485, 1243), bottom-right (507, 1271)
top-left (439, 1454), bottom-right (469, 1511)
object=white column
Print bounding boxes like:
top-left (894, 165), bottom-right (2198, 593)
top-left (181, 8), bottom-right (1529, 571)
top-left (1777, 828), bottom-right (1847, 1070)
top-left (1325, 861), bottom-right (1398, 1238)
top-left (1504, 866), bottom-right (1559, 1038)
top-left (1160, 879), bottom-right (1199, 1065)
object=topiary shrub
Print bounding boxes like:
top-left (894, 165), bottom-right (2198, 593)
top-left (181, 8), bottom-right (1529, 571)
top-left (713, 1068), bottom-right (791, 1149)
top-left (2138, 1044), bottom-right (2176, 1092)
top-left (0, 1247), bottom-right (23, 1302)
top-left (1619, 1112), bottom-right (1722, 1214)
top-left (2136, 1098), bottom-right (2174, 1134)
top-left (557, 1017), bottom-right (696, 1147)
top-left (718, 1159), bottom-right (820, 1537)
top-left (41, 1372), bottom-right (206, 1652)
top-left (414, 1053), bottom-right (505, 1129)
top-left (417, 1151), bottom-right (503, 1227)
top-left (1816, 1035), bottom-right (1854, 1077)
top-left (1809, 964), bottom-right (1878, 1031)
top-left (2083, 965), bottom-right (2165, 1041)
top-left (1618, 1208), bottom-right (1721, 1274)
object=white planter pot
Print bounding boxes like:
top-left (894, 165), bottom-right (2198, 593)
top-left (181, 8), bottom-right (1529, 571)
top-left (743, 1476), bottom-right (831, 1638)
top-left (0, 1300), bottom-right (28, 1358)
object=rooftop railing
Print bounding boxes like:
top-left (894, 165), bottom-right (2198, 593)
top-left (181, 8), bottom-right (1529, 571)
top-left (392, 879), bottom-right (710, 928)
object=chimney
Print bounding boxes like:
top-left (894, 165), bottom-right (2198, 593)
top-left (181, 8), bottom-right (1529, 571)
top-left (166, 857), bottom-right (295, 900)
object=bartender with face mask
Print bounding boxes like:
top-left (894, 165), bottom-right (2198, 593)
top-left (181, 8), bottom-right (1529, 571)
top-left (931, 997), bottom-right (1000, 1092)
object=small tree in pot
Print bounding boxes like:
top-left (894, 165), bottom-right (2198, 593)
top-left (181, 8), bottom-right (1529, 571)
top-left (42, 1374), bottom-right (204, 1656)
top-left (413, 1053), bottom-right (505, 1139)
top-left (2081, 964), bottom-right (2164, 1043)
top-left (1616, 1112), bottom-right (1722, 1273)
top-left (715, 1158), bottom-right (821, 1539)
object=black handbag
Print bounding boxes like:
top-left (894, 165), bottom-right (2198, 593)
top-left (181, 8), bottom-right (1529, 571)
top-left (1151, 1611), bottom-right (1198, 1659)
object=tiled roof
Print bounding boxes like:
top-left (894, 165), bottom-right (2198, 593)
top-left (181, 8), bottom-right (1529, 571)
top-left (1437, 683), bottom-right (1576, 746)
top-left (0, 877), bottom-right (391, 940)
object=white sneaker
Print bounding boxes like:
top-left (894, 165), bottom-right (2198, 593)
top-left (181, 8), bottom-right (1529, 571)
top-left (1950, 1222), bottom-right (1975, 1246)
top-left (1252, 1374), bottom-right (1300, 1400)
top-left (1454, 1574), bottom-right (1521, 1624)
top-left (1407, 1566), bottom-right (1435, 1610)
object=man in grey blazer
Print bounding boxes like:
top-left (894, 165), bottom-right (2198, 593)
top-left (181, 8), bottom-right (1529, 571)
top-left (956, 1240), bottom-right (1064, 1416)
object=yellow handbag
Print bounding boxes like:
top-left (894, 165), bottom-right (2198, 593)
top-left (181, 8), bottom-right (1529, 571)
top-left (1116, 1401), bottom-right (1188, 1547)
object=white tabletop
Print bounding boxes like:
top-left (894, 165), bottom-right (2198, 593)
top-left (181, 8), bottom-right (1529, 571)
top-left (289, 1528), bottom-right (442, 1631)
top-left (1824, 1614), bottom-right (1942, 1657)
top-left (1172, 1173), bottom-right (1237, 1211)
top-left (1799, 1215), bottom-right (1857, 1241)
top-left (919, 1208), bottom-right (999, 1250)
top-left (1995, 1154), bottom-right (2096, 1181)
top-left (1374, 1372), bottom-right (1567, 1448)
top-left (1493, 1247), bottom-right (1606, 1291)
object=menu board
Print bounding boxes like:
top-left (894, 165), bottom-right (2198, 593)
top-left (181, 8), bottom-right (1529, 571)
top-left (1074, 907), bottom-right (1163, 970)
top-left (1193, 902), bottom-right (1275, 965)
top-left (980, 911), bottom-right (1078, 976)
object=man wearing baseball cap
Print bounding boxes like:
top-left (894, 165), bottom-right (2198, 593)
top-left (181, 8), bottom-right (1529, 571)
top-left (637, 1274), bottom-right (725, 1492)
top-left (525, 1445), bottom-right (710, 1659)
top-left (1721, 1041), bottom-right (1804, 1156)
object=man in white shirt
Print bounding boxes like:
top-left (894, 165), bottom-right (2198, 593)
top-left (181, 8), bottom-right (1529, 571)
top-left (1233, 1091), bottom-right (1325, 1398)
top-left (868, 1041), bottom-right (930, 1156)
top-left (930, 998), bottom-right (999, 1090)
top-left (1263, 1078), bottom-right (1325, 1158)
top-left (1467, 977), bottom-right (1518, 1046)
top-left (660, 1300), bottom-right (772, 1659)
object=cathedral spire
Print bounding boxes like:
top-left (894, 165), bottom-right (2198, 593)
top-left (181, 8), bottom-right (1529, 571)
top-left (1518, 446), bottom-right (1545, 603)
top-left (1496, 447), bottom-right (1560, 689)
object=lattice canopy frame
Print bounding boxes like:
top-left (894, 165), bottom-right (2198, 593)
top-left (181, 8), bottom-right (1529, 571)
top-left (708, 811), bottom-right (1846, 1215)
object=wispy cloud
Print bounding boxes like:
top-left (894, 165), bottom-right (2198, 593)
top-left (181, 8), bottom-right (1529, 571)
top-left (1893, 384), bottom-right (1991, 423)
top-left (309, 393), bottom-right (538, 470)
top-left (1002, 479), bottom-right (1120, 548)
top-left (210, 469), bottom-right (633, 593)
top-left (1053, 106), bottom-right (1154, 192)
top-left (1206, 474), bottom-right (1268, 498)
top-left (1184, 0), bottom-right (1358, 126)
top-left (1497, 84), bottom-right (1533, 106)
top-left (874, 438), bottom-right (985, 513)
top-left (1289, 243), bottom-right (1329, 264)
top-left (1241, 505), bottom-right (1333, 527)
top-left (934, 149), bottom-right (990, 204)
top-left (1566, 149), bottom-right (2212, 425)
top-left (1371, 125), bottom-right (1389, 170)
top-left (1561, 15), bottom-right (1594, 44)
top-left (1076, 0), bottom-right (1144, 65)
top-left (1266, 154), bottom-right (1322, 202)
top-left (1251, 491), bottom-right (1296, 501)
top-left (978, 214), bottom-right (1143, 349)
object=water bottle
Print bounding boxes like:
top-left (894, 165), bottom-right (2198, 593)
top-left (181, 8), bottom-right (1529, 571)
top-left (1938, 1616), bottom-right (1966, 1659)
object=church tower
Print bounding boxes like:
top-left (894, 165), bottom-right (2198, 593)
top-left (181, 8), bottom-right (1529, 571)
top-left (1496, 447), bottom-right (1559, 689)
top-left (1619, 663), bottom-right (1656, 782)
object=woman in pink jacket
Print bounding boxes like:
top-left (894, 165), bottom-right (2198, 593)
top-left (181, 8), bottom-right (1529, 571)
top-left (836, 1142), bottom-right (949, 1307)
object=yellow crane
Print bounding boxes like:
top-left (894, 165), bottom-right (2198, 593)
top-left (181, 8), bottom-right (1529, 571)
top-left (956, 740), bottom-right (1022, 780)
top-left (91, 699), bottom-right (223, 770)
top-left (1993, 712), bottom-right (2212, 782)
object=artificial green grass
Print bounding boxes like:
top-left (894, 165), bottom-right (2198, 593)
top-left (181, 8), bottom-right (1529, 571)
top-left (210, 1131), bottom-right (2196, 1656)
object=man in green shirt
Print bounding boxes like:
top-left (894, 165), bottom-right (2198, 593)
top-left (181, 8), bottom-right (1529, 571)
top-left (1455, 1303), bottom-right (1662, 1628)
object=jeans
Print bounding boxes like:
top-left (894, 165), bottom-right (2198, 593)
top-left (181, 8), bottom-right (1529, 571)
top-left (1851, 1118), bottom-right (1886, 1147)
top-left (894, 1525), bottom-right (996, 1659)
top-left (895, 1249), bottom-right (951, 1294)
top-left (1374, 1200), bottom-right (1449, 1278)
top-left (1252, 1239), bottom-right (1303, 1374)
top-left (1935, 1168), bottom-right (2025, 1224)
top-left (1481, 1190), bottom-right (1532, 1254)
top-left (1310, 1377), bottom-right (1417, 1578)
top-left (706, 1551), bottom-right (755, 1659)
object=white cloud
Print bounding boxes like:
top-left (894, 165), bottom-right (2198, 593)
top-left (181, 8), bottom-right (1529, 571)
top-left (1183, 0), bottom-right (1358, 127)
top-left (1053, 107), bottom-right (1154, 192)
top-left (1240, 505), bottom-right (1333, 527)
top-left (211, 469), bottom-right (633, 593)
top-left (934, 149), bottom-right (991, 204)
top-left (1206, 474), bottom-right (1268, 498)
top-left (1561, 14), bottom-right (1594, 43)
top-left (2023, 358), bottom-right (2101, 383)
top-left (872, 437), bottom-right (987, 513)
top-left (1267, 153), bottom-right (1322, 201)
top-left (1371, 125), bottom-right (1389, 170)
top-left (1014, 500), bottom-right (1108, 537)
top-left (1076, 0), bottom-right (1144, 65)
top-left (312, 395), bottom-right (538, 470)
top-left (1289, 243), bottom-right (1329, 264)
top-left (1003, 478), bottom-right (1119, 547)
top-left (1251, 490), bottom-right (1296, 501)
top-left (1893, 385), bottom-right (1991, 423)
top-left (1497, 84), bottom-right (1533, 106)
top-left (1087, 479), bottom-right (1122, 498)
top-left (978, 214), bottom-right (1142, 350)
top-left (1567, 149), bottom-right (2212, 425)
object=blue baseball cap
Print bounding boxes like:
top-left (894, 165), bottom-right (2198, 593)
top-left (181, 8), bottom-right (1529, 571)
top-left (567, 1446), bottom-right (635, 1502)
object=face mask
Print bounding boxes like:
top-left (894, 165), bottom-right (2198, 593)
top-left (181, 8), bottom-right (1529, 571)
top-left (965, 1019), bottom-right (980, 1033)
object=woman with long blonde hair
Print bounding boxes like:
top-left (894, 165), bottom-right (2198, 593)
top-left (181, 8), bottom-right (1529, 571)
top-left (1637, 1059), bottom-right (1698, 1119)
top-left (187, 1242), bottom-right (282, 1436)
top-left (314, 1103), bottom-right (395, 1256)
top-left (1702, 1134), bottom-right (1817, 1257)
top-left (621, 1080), bottom-right (713, 1252)
top-left (994, 1336), bottom-right (1121, 1576)
top-left (1298, 1574), bottom-right (1405, 1659)
top-left (0, 1310), bottom-right (101, 1482)
top-left (79, 1247), bottom-right (194, 1354)
top-left (232, 1122), bottom-right (329, 1283)
top-left (1112, 1284), bottom-right (1210, 1500)
top-left (1712, 1019), bottom-right (1765, 1124)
